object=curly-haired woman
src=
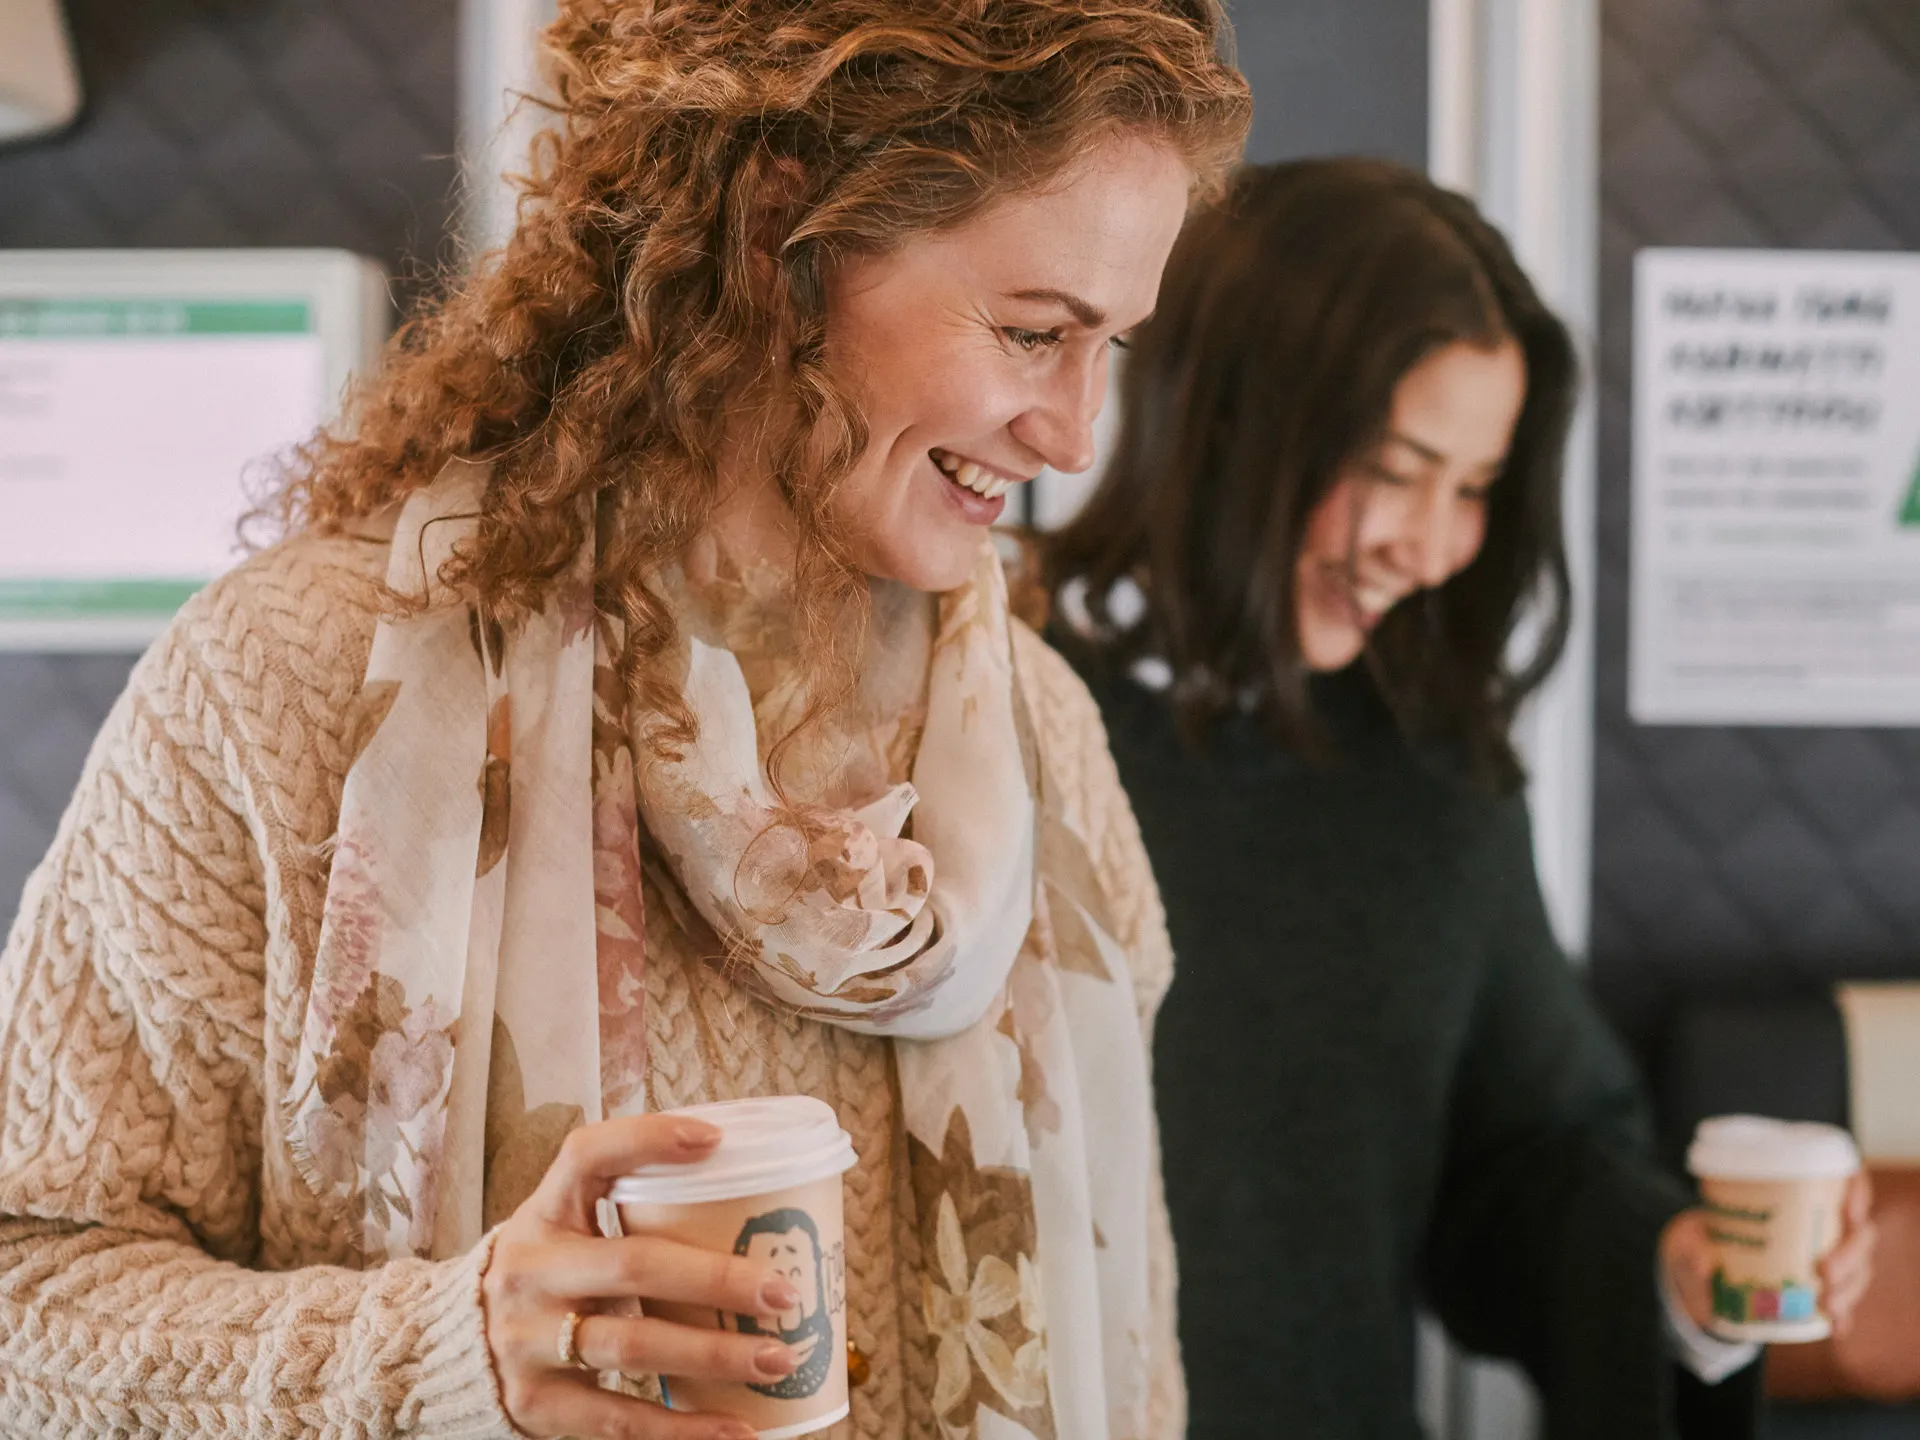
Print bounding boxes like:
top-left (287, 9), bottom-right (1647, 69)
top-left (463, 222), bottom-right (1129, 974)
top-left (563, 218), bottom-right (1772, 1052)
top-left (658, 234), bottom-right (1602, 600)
top-left (0, 4), bottom-right (1247, 1437)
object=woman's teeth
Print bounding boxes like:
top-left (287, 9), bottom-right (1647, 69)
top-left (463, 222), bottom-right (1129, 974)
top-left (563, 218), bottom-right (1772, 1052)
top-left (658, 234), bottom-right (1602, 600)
top-left (1325, 564), bottom-right (1400, 623)
top-left (1354, 590), bottom-right (1395, 617)
top-left (933, 450), bottom-right (1011, 501)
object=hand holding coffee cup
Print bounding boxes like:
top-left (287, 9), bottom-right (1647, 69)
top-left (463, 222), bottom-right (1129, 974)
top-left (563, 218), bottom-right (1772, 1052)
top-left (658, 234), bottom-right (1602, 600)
top-left (1663, 1170), bottom-right (1877, 1341)
top-left (481, 1113), bottom-right (805, 1440)
top-left (609, 1097), bottom-right (858, 1439)
top-left (1670, 1117), bottom-right (1876, 1343)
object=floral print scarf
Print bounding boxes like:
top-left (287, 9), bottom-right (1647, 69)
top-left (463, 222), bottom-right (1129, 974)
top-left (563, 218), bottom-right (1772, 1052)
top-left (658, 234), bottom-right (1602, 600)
top-left (289, 462), bottom-right (1159, 1439)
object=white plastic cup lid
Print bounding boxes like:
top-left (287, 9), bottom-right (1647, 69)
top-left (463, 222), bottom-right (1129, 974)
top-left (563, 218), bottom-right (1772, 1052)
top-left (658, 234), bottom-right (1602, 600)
top-left (1686, 1115), bottom-right (1860, 1182)
top-left (609, 1096), bottom-right (856, 1207)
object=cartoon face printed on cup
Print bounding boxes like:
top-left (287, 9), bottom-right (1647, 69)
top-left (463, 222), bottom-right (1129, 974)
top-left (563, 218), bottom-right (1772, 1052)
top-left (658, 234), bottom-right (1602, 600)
top-left (729, 1207), bottom-right (836, 1399)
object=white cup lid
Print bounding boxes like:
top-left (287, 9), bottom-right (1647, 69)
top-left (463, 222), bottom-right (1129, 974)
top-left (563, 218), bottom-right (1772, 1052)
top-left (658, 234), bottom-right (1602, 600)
top-left (1686, 1115), bottom-right (1860, 1181)
top-left (609, 1096), bottom-right (856, 1207)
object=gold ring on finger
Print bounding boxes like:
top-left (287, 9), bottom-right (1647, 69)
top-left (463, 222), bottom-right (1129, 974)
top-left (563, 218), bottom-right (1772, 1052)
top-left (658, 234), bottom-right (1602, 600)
top-left (556, 1309), bottom-right (593, 1371)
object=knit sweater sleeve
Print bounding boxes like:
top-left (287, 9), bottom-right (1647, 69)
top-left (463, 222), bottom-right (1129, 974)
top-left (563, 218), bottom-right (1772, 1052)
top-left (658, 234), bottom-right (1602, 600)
top-left (0, 548), bottom-right (516, 1439)
top-left (1011, 624), bottom-right (1186, 1440)
top-left (1419, 794), bottom-right (1696, 1440)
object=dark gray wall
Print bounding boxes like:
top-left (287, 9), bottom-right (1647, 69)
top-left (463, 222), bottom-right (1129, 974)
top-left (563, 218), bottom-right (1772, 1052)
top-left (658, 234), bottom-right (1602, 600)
top-left (1228, 0), bottom-right (1429, 168)
top-left (0, 0), bottom-right (457, 928)
top-left (0, 0), bottom-right (457, 282)
top-left (1591, 1), bottom-right (1920, 1064)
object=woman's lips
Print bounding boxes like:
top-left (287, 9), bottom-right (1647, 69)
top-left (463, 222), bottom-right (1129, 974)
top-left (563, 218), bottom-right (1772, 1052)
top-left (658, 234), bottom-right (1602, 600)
top-left (938, 466), bottom-right (1009, 524)
top-left (930, 448), bottom-right (1020, 525)
top-left (931, 446), bottom-right (1020, 500)
top-left (1320, 563), bottom-right (1401, 632)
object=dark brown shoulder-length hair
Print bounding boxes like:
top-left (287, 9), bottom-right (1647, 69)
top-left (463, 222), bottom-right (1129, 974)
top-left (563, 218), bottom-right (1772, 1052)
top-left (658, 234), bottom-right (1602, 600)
top-left (1044, 157), bottom-right (1576, 789)
top-left (261, 0), bottom-right (1249, 756)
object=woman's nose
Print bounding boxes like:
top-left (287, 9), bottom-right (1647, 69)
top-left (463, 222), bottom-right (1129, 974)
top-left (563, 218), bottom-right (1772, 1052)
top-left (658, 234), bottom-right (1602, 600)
top-left (1011, 349), bottom-right (1105, 475)
top-left (1391, 486), bottom-right (1460, 588)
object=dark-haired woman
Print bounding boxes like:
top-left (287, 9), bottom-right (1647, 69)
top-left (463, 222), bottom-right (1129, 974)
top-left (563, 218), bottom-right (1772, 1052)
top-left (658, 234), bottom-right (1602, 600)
top-left (1044, 158), bottom-right (1876, 1439)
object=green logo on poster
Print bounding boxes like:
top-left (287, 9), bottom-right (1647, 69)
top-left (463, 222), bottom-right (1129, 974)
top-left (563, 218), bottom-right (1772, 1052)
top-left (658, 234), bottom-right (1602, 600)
top-left (1903, 451), bottom-right (1920, 528)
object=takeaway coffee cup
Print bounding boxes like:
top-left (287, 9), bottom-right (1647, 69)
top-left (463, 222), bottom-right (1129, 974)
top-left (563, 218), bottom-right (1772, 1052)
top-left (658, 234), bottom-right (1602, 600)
top-left (608, 1097), bottom-right (857, 1438)
top-left (1686, 1115), bottom-right (1860, 1343)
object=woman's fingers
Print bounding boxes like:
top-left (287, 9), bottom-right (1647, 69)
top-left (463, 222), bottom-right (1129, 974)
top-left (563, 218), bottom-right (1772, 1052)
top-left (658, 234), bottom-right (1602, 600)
top-left (1847, 1169), bottom-right (1875, 1226)
top-left (1818, 1184), bottom-right (1877, 1335)
top-left (489, 1115), bottom-right (762, 1439)
top-left (514, 1231), bottom-right (798, 1317)
top-left (508, 1377), bottom-right (755, 1440)
top-left (1820, 1208), bottom-right (1879, 1334)
top-left (531, 1116), bottom-right (722, 1231)
top-left (576, 1313), bottom-right (799, 1386)
top-left (1659, 1210), bottom-right (1716, 1328)
top-left (495, 1304), bottom-right (796, 1393)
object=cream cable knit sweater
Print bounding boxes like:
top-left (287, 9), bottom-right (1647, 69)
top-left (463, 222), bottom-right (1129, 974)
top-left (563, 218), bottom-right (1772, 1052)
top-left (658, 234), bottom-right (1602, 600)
top-left (0, 533), bottom-right (1184, 1439)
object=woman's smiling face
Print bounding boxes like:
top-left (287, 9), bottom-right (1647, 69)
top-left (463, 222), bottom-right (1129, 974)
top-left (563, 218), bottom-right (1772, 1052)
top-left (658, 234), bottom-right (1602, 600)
top-left (821, 132), bottom-right (1194, 592)
top-left (1294, 338), bottom-right (1528, 671)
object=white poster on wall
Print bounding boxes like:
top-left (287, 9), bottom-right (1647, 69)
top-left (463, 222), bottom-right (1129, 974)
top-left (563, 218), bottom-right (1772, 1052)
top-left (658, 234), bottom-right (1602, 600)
top-left (1, 300), bottom-right (325, 602)
top-left (1630, 248), bottom-right (1920, 725)
top-left (0, 250), bottom-right (386, 649)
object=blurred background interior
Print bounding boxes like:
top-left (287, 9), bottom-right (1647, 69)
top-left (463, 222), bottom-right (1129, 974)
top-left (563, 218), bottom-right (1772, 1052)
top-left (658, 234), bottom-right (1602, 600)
top-left (1, 2), bottom-right (1917, 1436)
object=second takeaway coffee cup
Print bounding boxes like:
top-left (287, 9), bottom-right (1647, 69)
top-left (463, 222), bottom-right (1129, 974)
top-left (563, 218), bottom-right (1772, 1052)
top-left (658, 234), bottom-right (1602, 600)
top-left (1686, 1115), bottom-right (1860, 1343)
top-left (609, 1097), bottom-right (857, 1438)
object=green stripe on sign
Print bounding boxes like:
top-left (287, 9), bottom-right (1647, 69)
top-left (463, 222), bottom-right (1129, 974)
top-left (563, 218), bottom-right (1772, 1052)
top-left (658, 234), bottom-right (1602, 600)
top-left (0, 299), bottom-right (312, 338)
top-left (0, 579), bottom-right (207, 617)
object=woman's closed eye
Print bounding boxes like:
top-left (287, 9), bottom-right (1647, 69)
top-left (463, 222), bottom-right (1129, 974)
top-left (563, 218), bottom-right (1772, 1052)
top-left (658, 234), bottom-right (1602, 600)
top-left (1002, 326), bottom-right (1134, 353)
top-left (1004, 326), bottom-right (1063, 352)
top-left (1362, 459), bottom-right (1494, 504)
top-left (1360, 459), bottom-right (1418, 489)
top-left (1003, 326), bottom-right (1068, 353)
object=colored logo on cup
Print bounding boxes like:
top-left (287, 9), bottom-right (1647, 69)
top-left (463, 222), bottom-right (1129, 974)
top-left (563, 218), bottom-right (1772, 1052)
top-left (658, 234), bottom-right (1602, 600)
top-left (728, 1206), bottom-right (839, 1399)
top-left (1711, 1269), bottom-right (1817, 1325)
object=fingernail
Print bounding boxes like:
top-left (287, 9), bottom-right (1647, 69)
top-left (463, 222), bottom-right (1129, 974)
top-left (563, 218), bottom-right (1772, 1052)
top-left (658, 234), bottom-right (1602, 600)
top-left (754, 1342), bottom-right (797, 1378)
top-left (760, 1276), bottom-right (800, 1312)
top-left (715, 1424), bottom-right (757, 1440)
top-left (675, 1119), bottom-right (721, 1149)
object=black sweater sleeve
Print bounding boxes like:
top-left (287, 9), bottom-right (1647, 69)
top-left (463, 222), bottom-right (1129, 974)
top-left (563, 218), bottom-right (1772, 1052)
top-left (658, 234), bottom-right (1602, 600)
top-left (1418, 796), bottom-right (1704, 1440)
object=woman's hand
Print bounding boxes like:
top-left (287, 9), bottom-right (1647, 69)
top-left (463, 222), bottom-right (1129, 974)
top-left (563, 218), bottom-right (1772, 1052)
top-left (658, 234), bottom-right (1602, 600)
top-left (482, 1114), bottom-right (804, 1439)
top-left (1817, 1172), bottom-right (1878, 1333)
top-left (1661, 1172), bottom-right (1879, 1335)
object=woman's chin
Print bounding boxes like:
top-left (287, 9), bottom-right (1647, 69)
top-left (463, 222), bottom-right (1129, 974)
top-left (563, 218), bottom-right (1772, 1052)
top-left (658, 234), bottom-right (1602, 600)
top-left (859, 534), bottom-right (985, 593)
top-left (1298, 622), bottom-right (1367, 673)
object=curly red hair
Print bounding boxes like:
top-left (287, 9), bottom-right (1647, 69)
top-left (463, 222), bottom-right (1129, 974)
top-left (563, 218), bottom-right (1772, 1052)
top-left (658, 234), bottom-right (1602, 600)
top-left (265, 0), bottom-right (1248, 749)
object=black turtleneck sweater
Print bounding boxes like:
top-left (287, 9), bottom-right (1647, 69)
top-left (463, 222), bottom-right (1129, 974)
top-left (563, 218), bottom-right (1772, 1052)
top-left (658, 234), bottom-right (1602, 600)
top-left (1065, 650), bottom-right (1754, 1440)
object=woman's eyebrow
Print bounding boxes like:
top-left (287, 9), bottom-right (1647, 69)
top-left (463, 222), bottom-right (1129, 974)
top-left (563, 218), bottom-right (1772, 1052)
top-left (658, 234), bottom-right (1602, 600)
top-left (1005, 287), bottom-right (1107, 328)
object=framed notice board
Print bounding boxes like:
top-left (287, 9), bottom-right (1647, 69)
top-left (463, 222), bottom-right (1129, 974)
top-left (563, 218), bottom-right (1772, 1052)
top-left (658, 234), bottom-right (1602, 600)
top-left (0, 249), bottom-right (387, 649)
top-left (1630, 248), bottom-right (1920, 725)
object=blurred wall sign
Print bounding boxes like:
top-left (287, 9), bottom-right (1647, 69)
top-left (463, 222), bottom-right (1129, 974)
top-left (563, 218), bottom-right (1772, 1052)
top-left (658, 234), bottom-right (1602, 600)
top-left (1630, 248), bottom-right (1920, 725)
top-left (0, 250), bottom-right (386, 649)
